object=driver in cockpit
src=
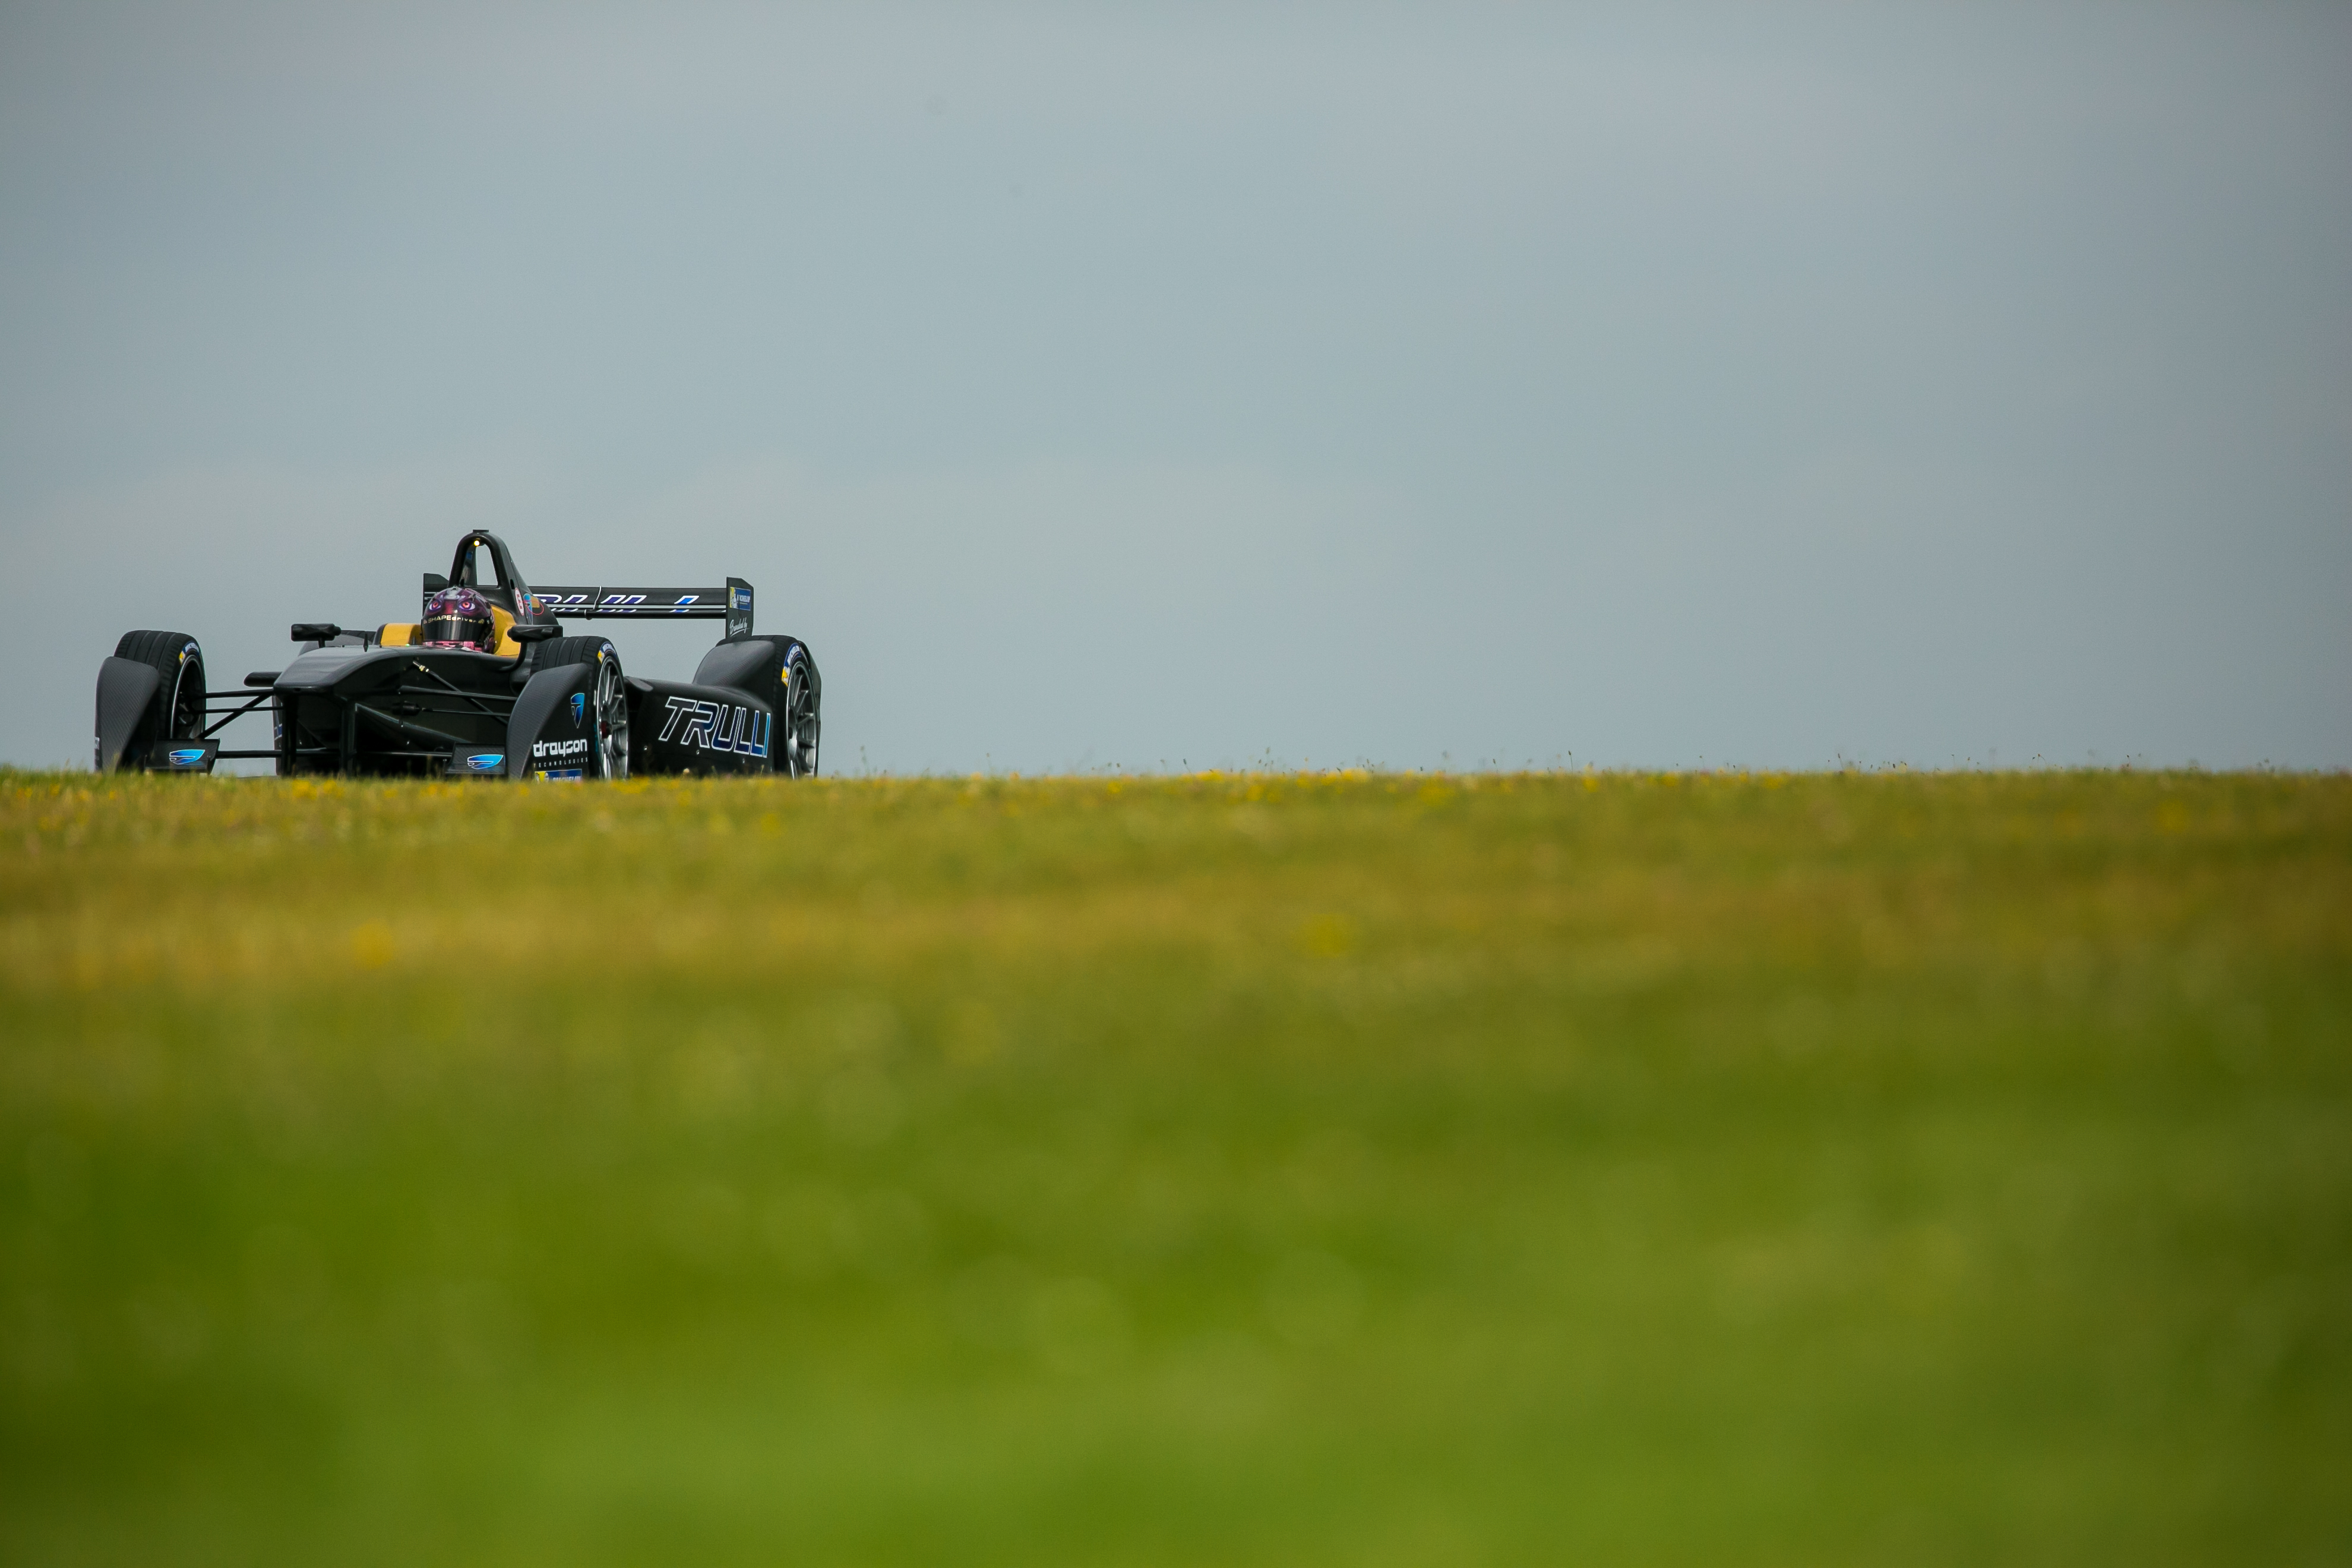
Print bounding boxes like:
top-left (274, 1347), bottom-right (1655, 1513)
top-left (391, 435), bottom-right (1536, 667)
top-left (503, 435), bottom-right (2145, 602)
top-left (417, 585), bottom-right (500, 653)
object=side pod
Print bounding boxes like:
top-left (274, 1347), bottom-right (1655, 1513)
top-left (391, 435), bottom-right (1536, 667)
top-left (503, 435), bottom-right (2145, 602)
top-left (507, 660), bottom-right (600, 780)
top-left (94, 657), bottom-right (163, 773)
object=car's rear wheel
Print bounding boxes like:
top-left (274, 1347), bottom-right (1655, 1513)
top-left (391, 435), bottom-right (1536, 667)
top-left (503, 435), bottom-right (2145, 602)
top-left (780, 647), bottom-right (820, 777)
top-left (109, 631), bottom-right (206, 768)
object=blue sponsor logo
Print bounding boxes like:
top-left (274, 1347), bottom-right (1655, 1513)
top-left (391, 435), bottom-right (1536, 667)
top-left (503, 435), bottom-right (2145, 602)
top-left (570, 691), bottom-right (587, 725)
top-left (465, 753), bottom-right (504, 772)
top-left (165, 747), bottom-right (207, 767)
top-left (539, 768), bottom-right (584, 781)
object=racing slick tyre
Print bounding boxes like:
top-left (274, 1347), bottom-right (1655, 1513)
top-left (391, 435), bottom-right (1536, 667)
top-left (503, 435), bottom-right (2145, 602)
top-left (531, 636), bottom-right (630, 780)
top-left (780, 646), bottom-right (820, 777)
top-left (104, 631), bottom-right (206, 771)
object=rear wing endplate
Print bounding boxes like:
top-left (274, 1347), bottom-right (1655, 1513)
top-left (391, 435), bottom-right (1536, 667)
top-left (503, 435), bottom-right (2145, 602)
top-left (531, 577), bottom-right (753, 640)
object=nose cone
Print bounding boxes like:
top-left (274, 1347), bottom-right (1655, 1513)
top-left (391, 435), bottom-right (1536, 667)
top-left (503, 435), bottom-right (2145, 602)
top-left (274, 644), bottom-right (378, 691)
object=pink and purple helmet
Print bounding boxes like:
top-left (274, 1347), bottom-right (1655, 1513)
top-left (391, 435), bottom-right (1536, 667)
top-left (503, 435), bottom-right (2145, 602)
top-left (419, 586), bottom-right (497, 652)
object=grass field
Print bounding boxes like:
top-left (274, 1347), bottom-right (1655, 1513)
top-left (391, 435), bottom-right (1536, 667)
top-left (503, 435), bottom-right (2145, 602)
top-left (2, 769), bottom-right (2347, 1566)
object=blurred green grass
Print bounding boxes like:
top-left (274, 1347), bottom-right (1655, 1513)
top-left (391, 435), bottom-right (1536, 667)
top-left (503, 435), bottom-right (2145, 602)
top-left (2, 768), bottom-right (2347, 1566)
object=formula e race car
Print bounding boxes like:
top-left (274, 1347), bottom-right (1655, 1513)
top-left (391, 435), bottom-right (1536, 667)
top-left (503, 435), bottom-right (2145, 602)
top-left (93, 531), bottom-right (820, 780)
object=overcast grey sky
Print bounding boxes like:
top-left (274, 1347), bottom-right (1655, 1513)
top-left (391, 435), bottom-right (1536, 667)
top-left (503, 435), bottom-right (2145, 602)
top-left (2, 1), bottom-right (2346, 772)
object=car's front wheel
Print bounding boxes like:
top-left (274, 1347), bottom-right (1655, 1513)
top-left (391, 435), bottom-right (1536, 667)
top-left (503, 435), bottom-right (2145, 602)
top-left (528, 636), bottom-right (629, 780)
top-left (589, 652), bottom-right (630, 780)
top-left (100, 631), bottom-right (206, 771)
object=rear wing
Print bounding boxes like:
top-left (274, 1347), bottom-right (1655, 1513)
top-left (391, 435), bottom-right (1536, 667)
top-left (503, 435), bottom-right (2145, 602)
top-left (531, 577), bottom-right (753, 640)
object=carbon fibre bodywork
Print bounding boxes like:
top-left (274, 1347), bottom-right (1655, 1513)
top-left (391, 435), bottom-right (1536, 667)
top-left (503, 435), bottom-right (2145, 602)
top-left (273, 643), bottom-right (522, 776)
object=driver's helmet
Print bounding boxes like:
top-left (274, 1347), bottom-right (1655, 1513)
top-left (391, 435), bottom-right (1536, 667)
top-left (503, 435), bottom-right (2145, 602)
top-left (419, 586), bottom-right (498, 652)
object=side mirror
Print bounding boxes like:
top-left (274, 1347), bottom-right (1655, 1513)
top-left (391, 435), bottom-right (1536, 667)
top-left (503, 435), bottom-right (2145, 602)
top-left (423, 572), bottom-right (450, 593)
top-left (510, 622), bottom-right (562, 643)
top-left (291, 622), bottom-right (342, 643)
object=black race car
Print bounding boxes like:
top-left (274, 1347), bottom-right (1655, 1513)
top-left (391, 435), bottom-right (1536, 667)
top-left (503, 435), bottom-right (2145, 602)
top-left (94, 530), bottom-right (820, 781)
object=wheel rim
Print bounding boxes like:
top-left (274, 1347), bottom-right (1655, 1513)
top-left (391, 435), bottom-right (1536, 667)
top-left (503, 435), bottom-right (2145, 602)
top-left (169, 656), bottom-right (203, 739)
top-left (787, 659), bottom-right (817, 777)
top-left (596, 659), bottom-right (630, 779)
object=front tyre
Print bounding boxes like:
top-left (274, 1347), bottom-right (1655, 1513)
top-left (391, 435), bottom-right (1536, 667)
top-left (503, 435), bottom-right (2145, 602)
top-left (528, 636), bottom-right (628, 781)
top-left (590, 652), bottom-right (630, 780)
top-left (102, 631), bottom-right (206, 770)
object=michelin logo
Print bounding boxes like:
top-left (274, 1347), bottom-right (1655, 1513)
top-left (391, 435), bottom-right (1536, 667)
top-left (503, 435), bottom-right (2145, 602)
top-left (657, 697), bottom-right (770, 758)
top-left (533, 738), bottom-right (590, 759)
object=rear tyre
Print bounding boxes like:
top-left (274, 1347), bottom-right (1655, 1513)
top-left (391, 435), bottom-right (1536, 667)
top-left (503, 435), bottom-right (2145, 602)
top-left (110, 631), bottom-right (206, 768)
top-left (530, 636), bottom-right (628, 780)
top-left (780, 647), bottom-right (820, 777)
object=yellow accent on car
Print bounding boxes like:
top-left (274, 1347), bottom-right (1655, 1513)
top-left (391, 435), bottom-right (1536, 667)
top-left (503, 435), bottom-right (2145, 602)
top-left (382, 609), bottom-right (517, 653)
